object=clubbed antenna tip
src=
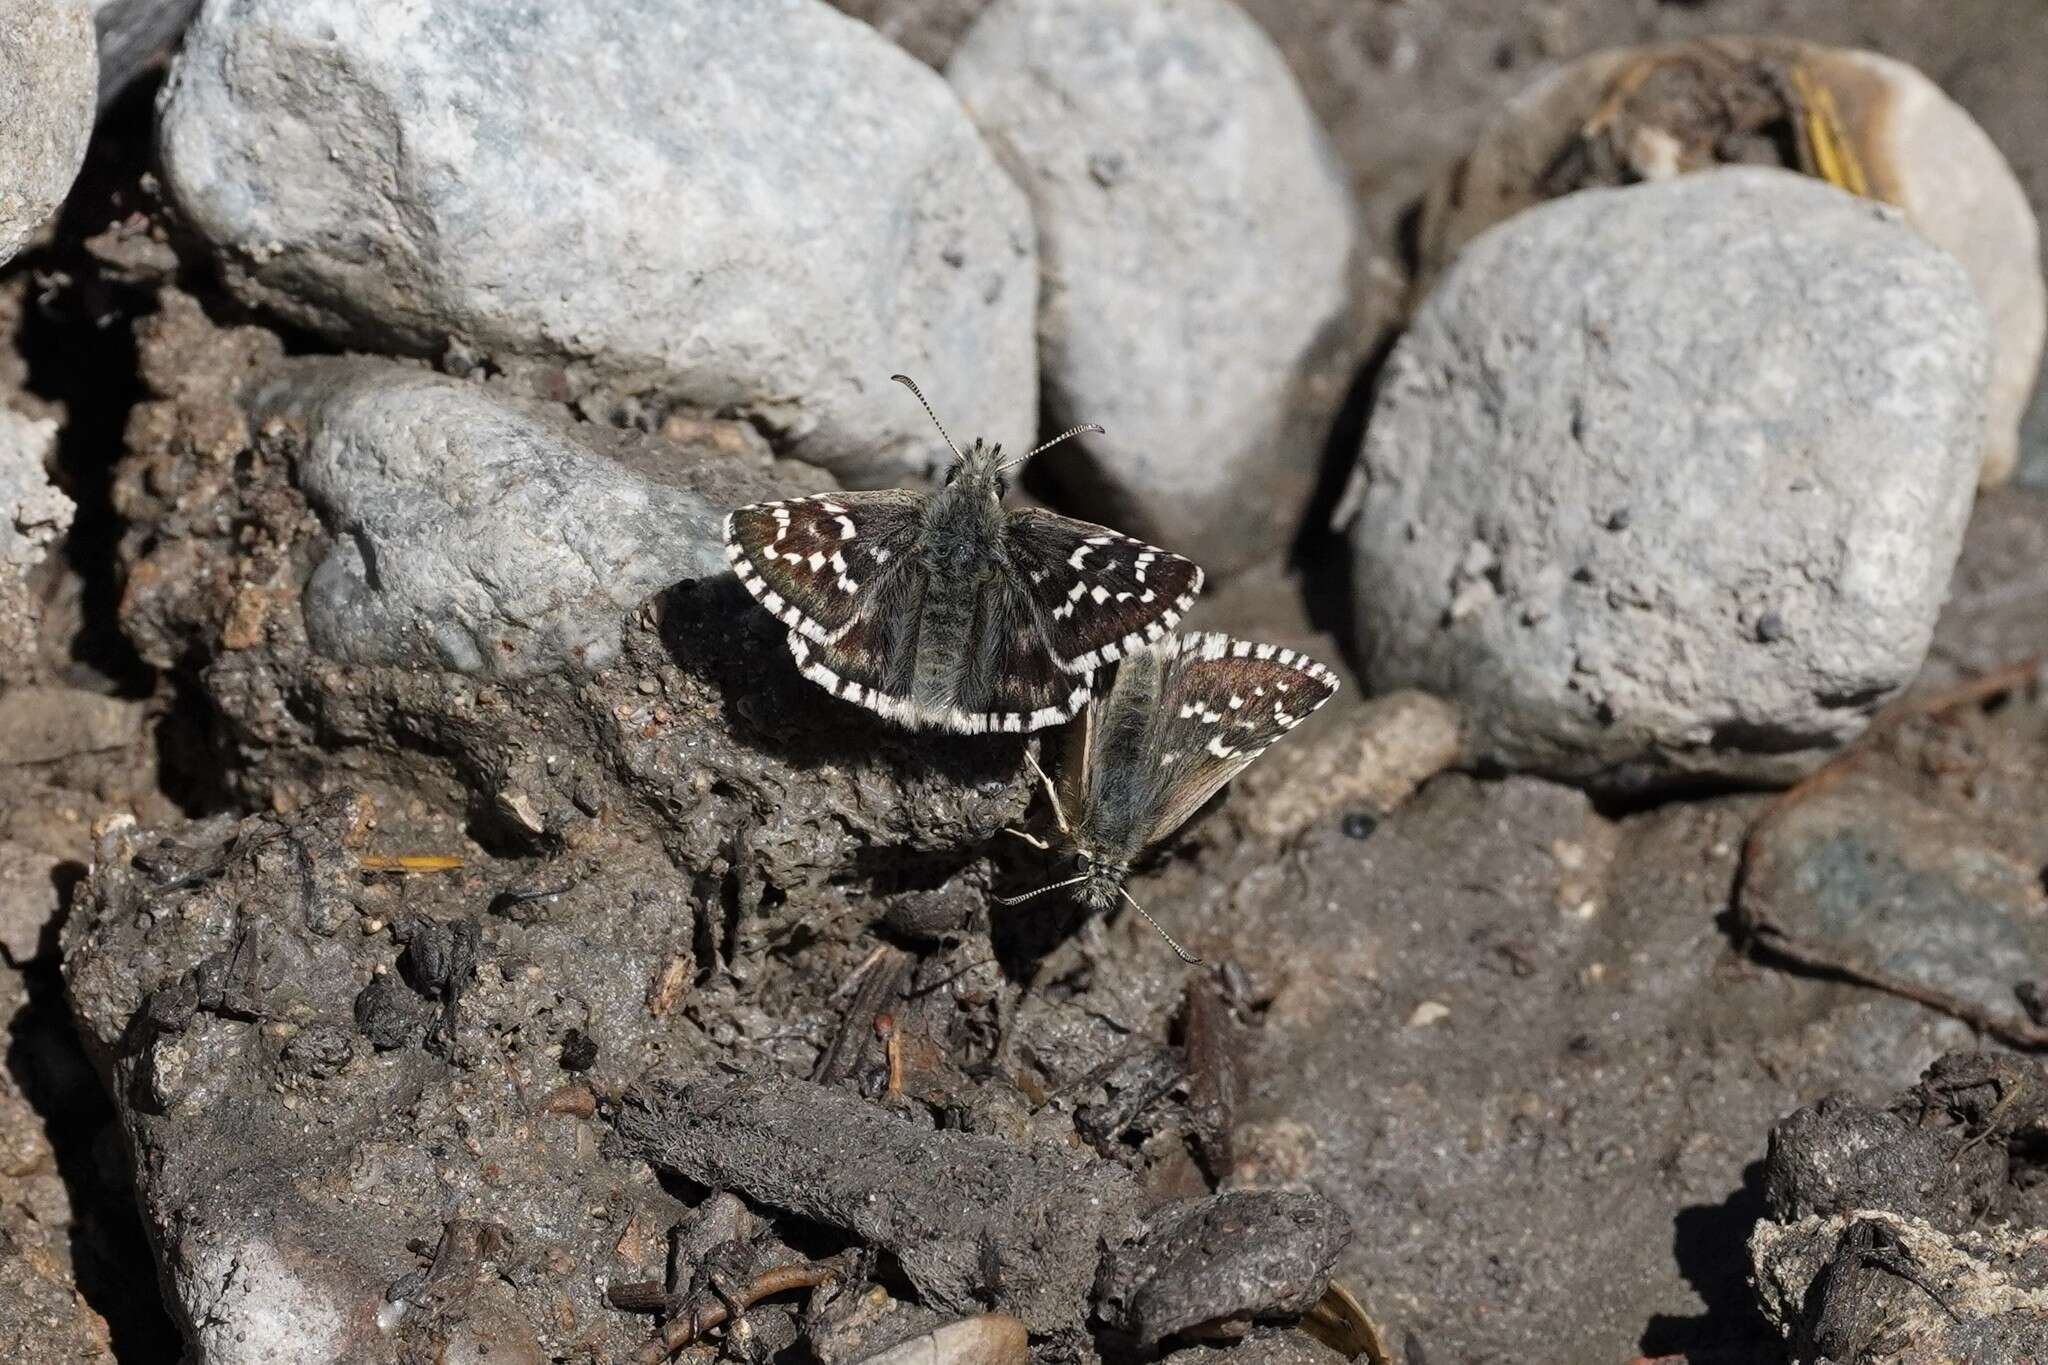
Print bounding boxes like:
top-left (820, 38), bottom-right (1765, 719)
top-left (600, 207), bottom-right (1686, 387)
top-left (891, 373), bottom-right (965, 464)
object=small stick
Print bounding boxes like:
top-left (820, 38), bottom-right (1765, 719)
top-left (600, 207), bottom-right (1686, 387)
top-left (630, 1260), bottom-right (847, 1363)
top-left (875, 1011), bottom-right (904, 1099)
top-left (359, 854), bottom-right (465, 873)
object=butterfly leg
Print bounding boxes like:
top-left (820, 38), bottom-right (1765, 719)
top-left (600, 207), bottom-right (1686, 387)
top-left (1024, 747), bottom-right (1072, 835)
top-left (1001, 826), bottom-right (1051, 852)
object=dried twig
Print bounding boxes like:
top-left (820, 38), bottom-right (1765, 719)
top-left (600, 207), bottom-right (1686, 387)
top-left (616, 1256), bottom-right (851, 1363)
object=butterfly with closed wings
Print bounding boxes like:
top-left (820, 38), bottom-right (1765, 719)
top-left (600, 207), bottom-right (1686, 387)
top-left (1003, 632), bottom-right (1340, 962)
top-left (723, 376), bottom-right (1204, 734)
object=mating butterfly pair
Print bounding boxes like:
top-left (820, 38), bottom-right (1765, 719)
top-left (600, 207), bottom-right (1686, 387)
top-left (723, 377), bottom-right (1338, 959)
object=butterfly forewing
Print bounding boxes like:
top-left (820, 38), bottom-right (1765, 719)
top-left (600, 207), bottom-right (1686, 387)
top-left (724, 491), bottom-right (923, 645)
top-left (1126, 633), bottom-right (1340, 847)
top-left (1006, 510), bottom-right (1204, 674)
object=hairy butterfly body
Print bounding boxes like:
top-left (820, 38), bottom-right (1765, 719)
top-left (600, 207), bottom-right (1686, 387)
top-left (723, 377), bottom-right (1203, 733)
top-left (1005, 632), bottom-right (1340, 961)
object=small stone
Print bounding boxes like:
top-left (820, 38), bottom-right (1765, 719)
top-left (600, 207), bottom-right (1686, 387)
top-left (1239, 690), bottom-right (1461, 842)
top-left (1351, 168), bottom-right (1988, 789)
top-left (1406, 1001), bottom-right (1450, 1029)
top-left (853, 1314), bottom-right (1030, 1365)
top-left (558, 1028), bottom-right (597, 1072)
top-left (948, 0), bottom-right (1363, 572)
top-left (1739, 764), bottom-right (2048, 1021)
top-left (1340, 812), bottom-right (1378, 841)
top-left (1755, 610), bottom-right (1787, 643)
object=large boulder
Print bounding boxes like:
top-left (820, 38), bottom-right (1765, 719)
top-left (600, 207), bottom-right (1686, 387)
top-left (157, 0), bottom-right (1037, 487)
top-left (1348, 168), bottom-right (1988, 789)
top-left (949, 0), bottom-right (1363, 573)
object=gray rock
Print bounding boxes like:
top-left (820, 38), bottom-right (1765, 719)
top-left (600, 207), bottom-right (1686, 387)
top-left (114, 295), bottom-right (1033, 909)
top-left (0, 408), bottom-right (70, 571)
top-left (158, 0), bottom-right (1037, 487)
top-left (0, 0), bottom-right (95, 268)
top-left (948, 0), bottom-right (1361, 573)
top-left (1737, 755), bottom-right (2048, 1022)
top-left (91, 0), bottom-right (200, 105)
top-left (1348, 168), bottom-right (1989, 788)
top-left (1, 407), bottom-right (72, 675)
top-left (250, 359), bottom-right (727, 678)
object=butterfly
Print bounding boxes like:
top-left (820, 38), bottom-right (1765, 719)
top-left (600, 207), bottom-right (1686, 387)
top-left (1001, 632), bottom-right (1340, 962)
top-left (722, 376), bottom-right (1204, 734)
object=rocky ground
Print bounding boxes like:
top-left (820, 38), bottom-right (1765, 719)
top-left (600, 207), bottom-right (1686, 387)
top-left (5, 2), bottom-right (2048, 1364)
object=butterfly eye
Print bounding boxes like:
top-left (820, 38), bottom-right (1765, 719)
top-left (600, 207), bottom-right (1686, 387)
top-left (942, 465), bottom-right (958, 486)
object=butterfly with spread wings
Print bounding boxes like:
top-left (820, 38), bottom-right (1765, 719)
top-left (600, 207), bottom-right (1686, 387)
top-left (723, 376), bottom-right (1204, 734)
top-left (1003, 632), bottom-right (1340, 962)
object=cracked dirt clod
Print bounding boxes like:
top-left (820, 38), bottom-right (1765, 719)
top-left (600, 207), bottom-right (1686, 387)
top-left (1751, 1210), bottom-right (2048, 1361)
top-left (613, 1074), bottom-right (1142, 1344)
top-left (1093, 1190), bottom-right (1351, 1346)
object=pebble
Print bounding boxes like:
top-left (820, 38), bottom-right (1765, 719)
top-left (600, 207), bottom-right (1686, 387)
top-left (1350, 168), bottom-right (1989, 789)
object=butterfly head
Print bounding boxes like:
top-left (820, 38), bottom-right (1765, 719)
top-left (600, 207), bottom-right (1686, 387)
top-left (942, 437), bottom-right (1012, 497)
top-left (890, 372), bottom-right (1104, 493)
top-left (1072, 850), bottom-right (1130, 912)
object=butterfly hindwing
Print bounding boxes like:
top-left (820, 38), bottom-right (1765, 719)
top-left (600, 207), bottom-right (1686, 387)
top-left (1129, 633), bottom-right (1340, 847)
top-left (723, 491), bottom-right (924, 645)
top-left (946, 578), bottom-right (1099, 733)
top-left (1005, 509), bottom-right (1203, 674)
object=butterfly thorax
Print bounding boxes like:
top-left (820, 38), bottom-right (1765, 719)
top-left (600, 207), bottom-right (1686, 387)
top-left (908, 439), bottom-right (1012, 714)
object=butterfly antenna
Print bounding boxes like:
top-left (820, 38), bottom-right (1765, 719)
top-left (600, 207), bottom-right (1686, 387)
top-left (1119, 886), bottom-right (1202, 965)
top-left (890, 373), bottom-right (965, 464)
top-left (991, 873), bottom-right (1090, 907)
top-left (999, 421), bottom-right (1105, 475)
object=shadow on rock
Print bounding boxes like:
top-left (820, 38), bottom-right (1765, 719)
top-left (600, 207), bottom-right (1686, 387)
top-left (655, 574), bottom-right (1026, 791)
top-left (3, 959), bottom-right (179, 1361)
